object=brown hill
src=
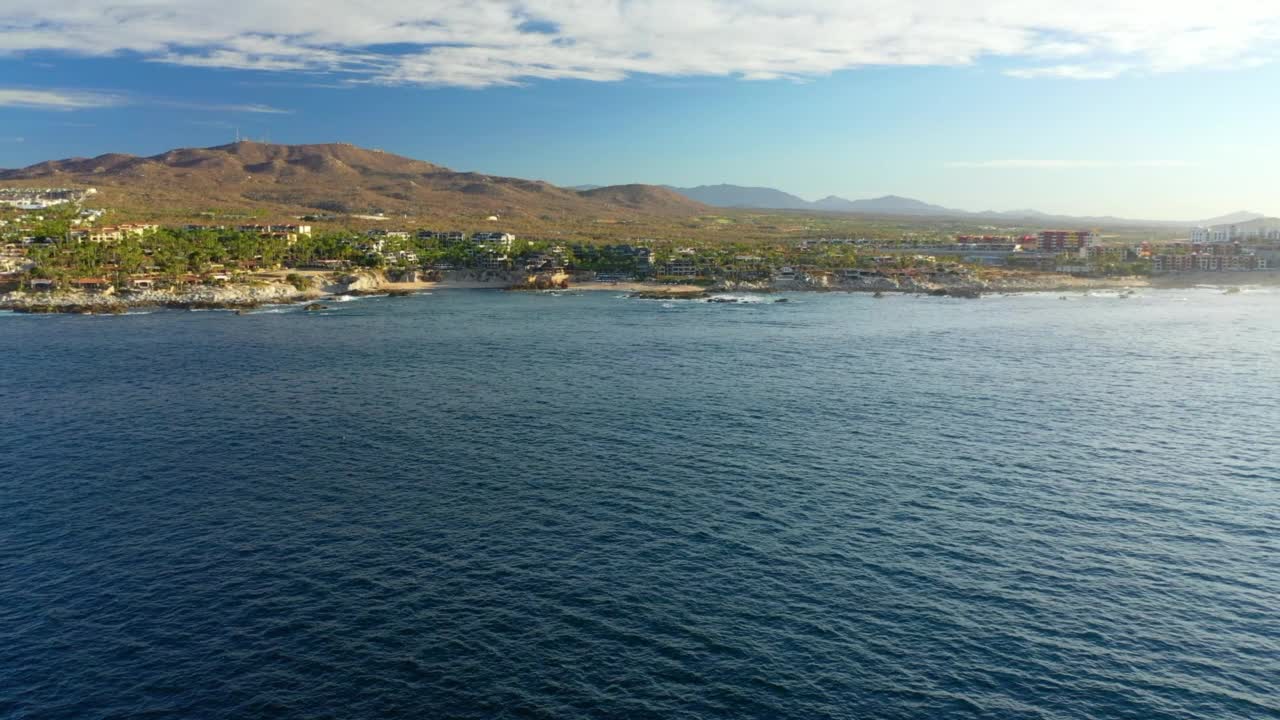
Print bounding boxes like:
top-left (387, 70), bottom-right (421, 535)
top-left (0, 141), bottom-right (708, 223)
top-left (580, 184), bottom-right (707, 214)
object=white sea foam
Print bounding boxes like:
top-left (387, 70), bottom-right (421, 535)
top-left (1086, 290), bottom-right (1140, 298)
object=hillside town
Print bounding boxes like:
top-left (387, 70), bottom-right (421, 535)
top-left (0, 187), bottom-right (98, 210)
top-left (1, 196), bottom-right (1276, 305)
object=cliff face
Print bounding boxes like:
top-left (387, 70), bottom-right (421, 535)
top-left (328, 272), bottom-right (382, 294)
top-left (510, 271), bottom-right (570, 290)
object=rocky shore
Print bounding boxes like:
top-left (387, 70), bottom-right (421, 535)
top-left (719, 271), bottom-right (1148, 295)
top-left (0, 268), bottom-right (1157, 314)
top-left (2, 282), bottom-right (318, 314)
top-left (629, 289), bottom-right (712, 300)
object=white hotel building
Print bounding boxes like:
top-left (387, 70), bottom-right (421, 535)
top-left (1190, 224), bottom-right (1280, 243)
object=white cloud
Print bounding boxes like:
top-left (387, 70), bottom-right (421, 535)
top-left (158, 100), bottom-right (293, 114)
top-left (0, 88), bottom-right (124, 110)
top-left (1003, 64), bottom-right (1128, 80)
top-left (0, 87), bottom-right (290, 113)
top-left (1, 2), bottom-right (1280, 87)
top-left (945, 159), bottom-right (1194, 169)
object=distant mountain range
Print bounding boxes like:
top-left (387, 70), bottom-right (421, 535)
top-left (650, 183), bottom-right (1266, 228)
top-left (663, 185), bottom-right (952, 215)
top-left (663, 184), bottom-right (811, 210)
top-left (0, 142), bottom-right (707, 220)
top-left (2, 145), bottom-right (1268, 229)
top-left (1194, 211), bottom-right (1270, 226)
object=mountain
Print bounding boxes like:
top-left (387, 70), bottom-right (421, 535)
top-left (6, 145), bottom-right (1261, 228)
top-left (579, 184), bottom-right (707, 213)
top-left (1199, 214), bottom-right (1280, 231)
top-left (0, 142), bottom-right (708, 221)
top-left (665, 184), bottom-right (812, 210)
top-left (665, 185), bottom-right (966, 216)
top-left (812, 194), bottom-right (960, 215)
top-left (661, 183), bottom-right (1267, 227)
top-left (1195, 211), bottom-right (1265, 226)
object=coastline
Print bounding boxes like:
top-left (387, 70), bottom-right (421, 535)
top-left (1147, 269), bottom-right (1280, 288)
top-left (5, 269), bottom-right (1274, 314)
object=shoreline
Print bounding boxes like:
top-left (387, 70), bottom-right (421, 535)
top-left (4, 270), bottom-right (1275, 314)
top-left (1147, 270), bottom-right (1280, 288)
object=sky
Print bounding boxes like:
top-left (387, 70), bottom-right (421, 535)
top-left (2, 0), bottom-right (1279, 220)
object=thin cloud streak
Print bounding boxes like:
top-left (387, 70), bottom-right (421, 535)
top-left (158, 100), bottom-right (293, 114)
top-left (0, 87), bottom-right (290, 114)
top-left (0, 88), bottom-right (125, 110)
top-left (1, 2), bottom-right (1279, 87)
top-left (945, 160), bottom-right (1195, 169)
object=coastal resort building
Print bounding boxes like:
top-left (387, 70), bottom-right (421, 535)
top-left (67, 223), bottom-right (159, 244)
top-left (661, 258), bottom-right (699, 277)
top-left (471, 232), bottom-right (516, 253)
top-left (1150, 254), bottom-right (1267, 272)
top-left (1036, 230), bottom-right (1098, 253)
top-left (72, 277), bottom-right (113, 293)
top-left (236, 224), bottom-right (312, 243)
top-left (478, 254), bottom-right (512, 271)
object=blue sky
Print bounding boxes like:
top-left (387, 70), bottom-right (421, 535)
top-left (2, 1), bottom-right (1279, 220)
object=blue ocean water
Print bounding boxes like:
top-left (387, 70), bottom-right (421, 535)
top-left (1, 289), bottom-right (1277, 719)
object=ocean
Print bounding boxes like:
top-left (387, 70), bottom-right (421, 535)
top-left (1, 288), bottom-right (1277, 719)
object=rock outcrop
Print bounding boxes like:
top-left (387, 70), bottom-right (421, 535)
top-left (630, 289), bottom-right (712, 300)
top-left (1, 281), bottom-right (318, 312)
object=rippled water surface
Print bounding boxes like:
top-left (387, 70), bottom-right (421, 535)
top-left (2, 289), bottom-right (1277, 719)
